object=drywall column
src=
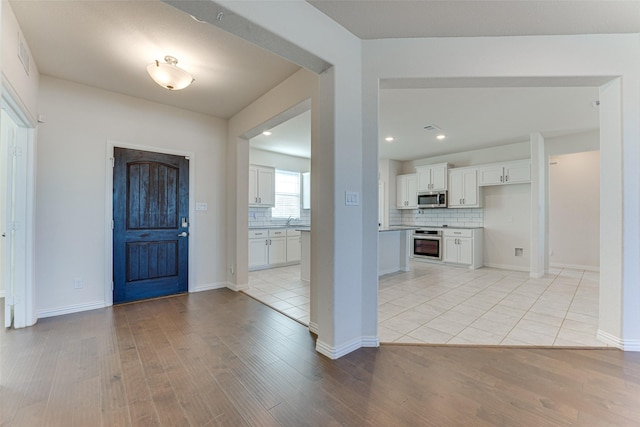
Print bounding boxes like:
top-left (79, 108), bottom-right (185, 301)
top-left (530, 133), bottom-right (546, 278)
top-left (598, 79), bottom-right (624, 345)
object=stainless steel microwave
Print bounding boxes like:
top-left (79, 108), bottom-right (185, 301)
top-left (417, 191), bottom-right (447, 208)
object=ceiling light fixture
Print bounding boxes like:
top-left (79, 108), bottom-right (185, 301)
top-left (147, 56), bottom-right (194, 91)
top-left (385, 136), bottom-right (395, 142)
top-left (436, 134), bottom-right (446, 140)
top-left (262, 131), bottom-right (272, 136)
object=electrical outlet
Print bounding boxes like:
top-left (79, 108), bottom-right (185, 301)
top-left (515, 248), bottom-right (524, 257)
top-left (73, 277), bottom-right (83, 289)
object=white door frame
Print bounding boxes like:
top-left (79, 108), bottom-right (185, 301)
top-left (104, 140), bottom-right (196, 307)
top-left (1, 88), bottom-right (37, 328)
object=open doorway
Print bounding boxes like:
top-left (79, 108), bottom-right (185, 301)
top-left (243, 106), bottom-right (312, 326)
top-left (1, 100), bottom-right (36, 329)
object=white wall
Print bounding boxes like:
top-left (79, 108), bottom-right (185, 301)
top-left (36, 76), bottom-right (227, 315)
top-left (405, 141), bottom-right (531, 172)
top-left (250, 148), bottom-right (310, 172)
top-left (549, 150), bottom-right (600, 270)
top-left (483, 184), bottom-right (531, 271)
top-left (1, 0), bottom-right (40, 124)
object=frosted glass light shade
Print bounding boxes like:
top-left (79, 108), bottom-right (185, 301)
top-left (147, 56), bottom-right (194, 90)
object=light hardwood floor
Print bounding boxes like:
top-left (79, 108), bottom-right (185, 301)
top-left (2, 290), bottom-right (639, 426)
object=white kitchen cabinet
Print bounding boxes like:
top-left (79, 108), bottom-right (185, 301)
top-left (286, 229), bottom-right (301, 262)
top-left (249, 228), bottom-right (301, 271)
top-left (478, 160), bottom-right (530, 186)
top-left (442, 228), bottom-right (483, 269)
top-left (396, 173), bottom-right (417, 209)
top-left (248, 229), bottom-right (269, 269)
top-left (416, 163), bottom-right (449, 192)
top-left (448, 167), bottom-right (481, 208)
top-left (249, 165), bottom-right (275, 206)
top-left (268, 229), bottom-right (287, 265)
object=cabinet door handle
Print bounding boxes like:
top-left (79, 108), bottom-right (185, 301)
top-left (265, 239), bottom-right (268, 245)
top-left (500, 176), bottom-right (503, 183)
top-left (463, 198), bottom-right (465, 204)
top-left (506, 175), bottom-right (509, 182)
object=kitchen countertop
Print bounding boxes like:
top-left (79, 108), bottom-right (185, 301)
top-left (249, 225), bottom-right (309, 230)
top-left (378, 226), bottom-right (420, 232)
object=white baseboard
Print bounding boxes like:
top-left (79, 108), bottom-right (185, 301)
top-left (378, 267), bottom-right (399, 276)
top-left (191, 282), bottom-right (228, 293)
top-left (308, 321), bottom-right (319, 334)
top-left (550, 262), bottom-right (600, 272)
top-left (226, 281), bottom-right (249, 292)
top-left (483, 262), bottom-right (530, 273)
top-left (38, 301), bottom-right (106, 319)
top-left (361, 335), bottom-right (380, 348)
top-left (597, 329), bottom-right (640, 351)
top-left (316, 338), bottom-right (361, 359)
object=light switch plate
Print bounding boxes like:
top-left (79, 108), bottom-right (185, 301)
top-left (345, 191), bottom-right (360, 206)
top-left (196, 202), bottom-right (208, 211)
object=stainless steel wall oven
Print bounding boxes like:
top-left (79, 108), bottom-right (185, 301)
top-left (411, 229), bottom-right (442, 260)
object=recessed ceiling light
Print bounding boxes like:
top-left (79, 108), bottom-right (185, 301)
top-left (385, 136), bottom-right (395, 142)
top-left (436, 134), bottom-right (446, 140)
top-left (262, 131), bottom-right (272, 136)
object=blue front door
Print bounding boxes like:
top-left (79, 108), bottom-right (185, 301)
top-left (113, 148), bottom-right (189, 304)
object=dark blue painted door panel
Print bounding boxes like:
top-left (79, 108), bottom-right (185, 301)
top-left (113, 148), bottom-right (189, 304)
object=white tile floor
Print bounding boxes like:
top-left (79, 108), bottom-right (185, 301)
top-left (245, 265), bottom-right (310, 325)
top-left (246, 261), bottom-right (607, 347)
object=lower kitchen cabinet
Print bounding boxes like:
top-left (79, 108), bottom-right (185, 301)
top-left (268, 230), bottom-right (287, 265)
top-left (442, 228), bottom-right (483, 269)
top-left (248, 230), bottom-right (269, 269)
top-left (249, 228), bottom-right (302, 270)
top-left (286, 230), bottom-right (301, 262)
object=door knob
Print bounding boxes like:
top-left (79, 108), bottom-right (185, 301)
top-left (177, 232), bottom-right (188, 237)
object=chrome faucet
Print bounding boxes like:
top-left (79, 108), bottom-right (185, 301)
top-left (286, 216), bottom-right (294, 226)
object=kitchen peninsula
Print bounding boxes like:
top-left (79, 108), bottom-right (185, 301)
top-left (298, 226), bottom-right (417, 281)
top-left (378, 226), bottom-right (418, 276)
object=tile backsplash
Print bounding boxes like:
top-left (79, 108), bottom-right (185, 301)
top-left (249, 207), bottom-right (311, 228)
top-left (391, 208), bottom-right (484, 228)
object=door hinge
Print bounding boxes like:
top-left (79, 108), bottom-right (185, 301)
top-left (111, 282), bottom-right (114, 291)
top-left (111, 220), bottom-right (114, 230)
top-left (5, 296), bottom-right (15, 306)
top-left (110, 157), bottom-right (115, 167)
top-left (7, 222), bottom-right (18, 232)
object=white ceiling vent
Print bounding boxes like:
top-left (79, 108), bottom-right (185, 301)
top-left (423, 124), bottom-right (441, 132)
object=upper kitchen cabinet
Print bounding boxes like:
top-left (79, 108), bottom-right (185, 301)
top-left (416, 163), bottom-right (449, 191)
top-left (396, 173), bottom-right (417, 209)
top-left (249, 164), bottom-right (275, 206)
top-left (448, 167), bottom-right (481, 208)
top-left (478, 160), bottom-right (531, 186)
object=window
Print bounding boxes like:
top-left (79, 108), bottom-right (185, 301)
top-left (271, 169), bottom-right (300, 219)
